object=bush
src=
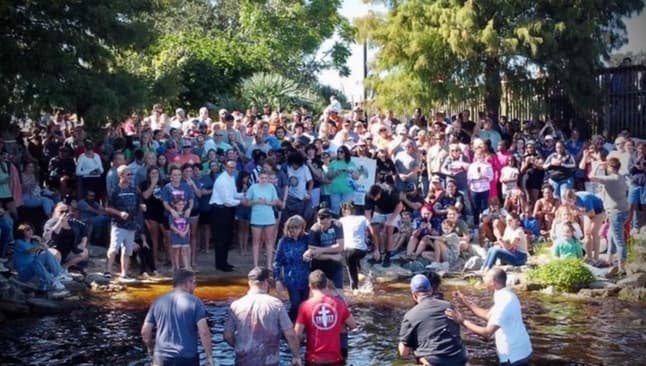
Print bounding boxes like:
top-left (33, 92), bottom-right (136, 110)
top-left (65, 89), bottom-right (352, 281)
top-left (527, 258), bottom-right (594, 292)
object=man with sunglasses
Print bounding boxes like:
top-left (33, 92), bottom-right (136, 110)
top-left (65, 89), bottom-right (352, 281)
top-left (104, 165), bottom-right (144, 280)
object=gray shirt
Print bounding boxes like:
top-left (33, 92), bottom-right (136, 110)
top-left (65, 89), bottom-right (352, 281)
top-left (594, 173), bottom-right (629, 213)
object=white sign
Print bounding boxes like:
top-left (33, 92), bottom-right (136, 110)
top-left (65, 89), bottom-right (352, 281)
top-left (350, 157), bottom-right (377, 205)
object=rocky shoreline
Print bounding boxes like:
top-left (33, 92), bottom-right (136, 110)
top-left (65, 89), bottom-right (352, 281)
top-left (2, 240), bottom-right (645, 321)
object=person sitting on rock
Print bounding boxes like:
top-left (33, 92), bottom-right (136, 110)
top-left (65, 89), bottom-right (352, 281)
top-left (479, 197), bottom-right (509, 247)
top-left (424, 219), bottom-right (461, 272)
top-left (42, 203), bottom-right (90, 275)
top-left (552, 222), bottom-right (584, 259)
top-left (14, 223), bottom-right (72, 291)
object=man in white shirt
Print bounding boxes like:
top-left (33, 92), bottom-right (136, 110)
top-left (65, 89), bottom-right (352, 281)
top-left (446, 268), bottom-right (533, 365)
top-left (209, 159), bottom-right (245, 271)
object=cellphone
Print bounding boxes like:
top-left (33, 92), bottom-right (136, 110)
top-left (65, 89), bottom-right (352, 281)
top-left (477, 167), bottom-right (481, 173)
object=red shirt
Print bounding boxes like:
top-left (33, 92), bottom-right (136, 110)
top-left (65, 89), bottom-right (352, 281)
top-left (296, 294), bottom-right (350, 363)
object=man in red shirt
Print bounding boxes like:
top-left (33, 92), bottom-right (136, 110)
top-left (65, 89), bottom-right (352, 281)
top-left (295, 270), bottom-right (357, 365)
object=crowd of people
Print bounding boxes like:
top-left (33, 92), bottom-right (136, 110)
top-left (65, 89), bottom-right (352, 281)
top-left (2, 97), bottom-right (643, 365)
top-left (0, 98), bottom-right (644, 292)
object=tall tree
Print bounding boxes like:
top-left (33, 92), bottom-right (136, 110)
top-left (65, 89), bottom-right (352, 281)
top-left (356, 0), bottom-right (644, 121)
top-left (0, 0), bottom-right (156, 125)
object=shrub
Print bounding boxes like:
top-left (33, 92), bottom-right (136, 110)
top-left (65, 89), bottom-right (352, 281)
top-left (527, 258), bottom-right (594, 292)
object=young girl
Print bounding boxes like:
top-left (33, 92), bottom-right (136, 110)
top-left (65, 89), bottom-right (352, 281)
top-left (552, 222), bottom-right (584, 259)
top-left (169, 199), bottom-right (191, 271)
top-left (500, 155), bottom-right (520, 197)
top-left (235, 171), bottom-right (252, 255)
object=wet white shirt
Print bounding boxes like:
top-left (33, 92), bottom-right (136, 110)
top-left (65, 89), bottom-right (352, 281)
top-left (487, 287), bottom-right (532, 363)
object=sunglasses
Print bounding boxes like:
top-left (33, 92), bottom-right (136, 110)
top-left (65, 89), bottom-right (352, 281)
top-left (318, 215), bottom-right (331, 219)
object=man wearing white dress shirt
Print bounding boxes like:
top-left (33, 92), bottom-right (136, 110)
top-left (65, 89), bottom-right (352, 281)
top-left (446, 268), bottom-right (532, 365)
top-left (209, 160), bottom-right (245, 271)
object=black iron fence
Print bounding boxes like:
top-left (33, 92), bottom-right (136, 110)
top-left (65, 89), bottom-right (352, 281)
top-left (443, 64), bottom-right (646, 138)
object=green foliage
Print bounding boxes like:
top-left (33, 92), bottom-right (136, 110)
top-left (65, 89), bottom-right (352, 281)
top-left (0, 0), bottom-right (156, 125)
top-left (1, 0), bottom-right (351, 125)
top-left (357, 0), bottom-right (644, 117)
top-left (239, 73), bottom-right (316, 112)
top-left (527, 258), bottom-right (595, 292)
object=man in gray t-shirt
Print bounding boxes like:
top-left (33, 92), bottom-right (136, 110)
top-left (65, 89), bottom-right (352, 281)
top-left (141, 270), bottom-right (213, 366)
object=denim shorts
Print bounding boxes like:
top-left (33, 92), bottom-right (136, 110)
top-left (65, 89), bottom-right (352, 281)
top-left (628, 186), bottom-right (646, 205)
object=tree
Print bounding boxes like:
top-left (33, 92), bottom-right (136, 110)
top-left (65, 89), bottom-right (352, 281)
top-left (356, 0), bottom-right (644, 121)
top-left (0, 0), bottom-right (156, 126)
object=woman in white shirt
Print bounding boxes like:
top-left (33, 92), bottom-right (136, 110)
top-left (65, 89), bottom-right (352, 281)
top-left (75, 139), bottom-right (104, 197)
top-left (338, 202), bottom-right (371, 290)
top-left (467, 151), bottom-right (494, 226)
top-left (481, 213), bottom-right (529, 272)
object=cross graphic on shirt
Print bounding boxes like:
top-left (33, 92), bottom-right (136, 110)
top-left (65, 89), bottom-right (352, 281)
top-left (318, 306), bottom-right (332, 328)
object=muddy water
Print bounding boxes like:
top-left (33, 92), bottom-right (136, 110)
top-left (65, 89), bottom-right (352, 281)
top-left (0, 279), bottom-right (644, 365)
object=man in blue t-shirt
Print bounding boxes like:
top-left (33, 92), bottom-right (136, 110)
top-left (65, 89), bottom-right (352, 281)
top-left (141, 269), bottom-right (214, 366)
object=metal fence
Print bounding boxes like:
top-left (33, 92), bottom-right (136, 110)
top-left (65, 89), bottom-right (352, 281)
top-left (443, 64), bottom-right (646, 138)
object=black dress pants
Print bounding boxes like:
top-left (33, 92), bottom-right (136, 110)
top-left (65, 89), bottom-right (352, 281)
top-left (211, 205), bottom-right (234, 268)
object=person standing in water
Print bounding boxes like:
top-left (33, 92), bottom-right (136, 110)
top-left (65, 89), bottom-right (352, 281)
top-left (141, 269), bottom-right (214, 366)
top-left (446, 268), bottom-right (532, 365)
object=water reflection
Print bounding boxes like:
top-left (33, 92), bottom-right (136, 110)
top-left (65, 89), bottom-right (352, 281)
top-left (0, 282), bottom-right (643, 365)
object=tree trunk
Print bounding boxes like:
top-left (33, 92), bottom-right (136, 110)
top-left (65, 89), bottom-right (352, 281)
top-left (484, 57), bottom-right (501, 124)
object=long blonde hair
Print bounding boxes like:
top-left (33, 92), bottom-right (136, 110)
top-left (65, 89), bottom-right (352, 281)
top-left (283, 215), bottom-right (306, 239)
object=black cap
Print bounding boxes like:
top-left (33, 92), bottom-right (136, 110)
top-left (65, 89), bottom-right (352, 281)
top-left (317, 208), bottom-right (333, 218)
top-left (248, 266), bottom-right (271, 282)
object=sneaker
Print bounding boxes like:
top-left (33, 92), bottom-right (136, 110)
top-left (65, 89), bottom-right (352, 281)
top-left (426, 262), bottom-right (441, 270)
top-left (56, 273), bottom-right (74, 282)
top-left (103, 272), bottom-right (112, 279)
top-left (382, 254), bottom-right (391, 268)
top-left (119, 274), bottom-right (137, 283)
top-left (52, 279), bottom-right (66, 291)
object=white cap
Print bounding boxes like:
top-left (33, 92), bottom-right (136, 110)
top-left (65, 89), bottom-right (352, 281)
top-left (544, 134), bottom-right (554, 140)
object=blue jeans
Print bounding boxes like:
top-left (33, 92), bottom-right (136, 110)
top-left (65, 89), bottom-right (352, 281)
top-left (329, 191), bottom-right (355, 217)
top-left (483, 247), bottom-right (528, 270)
top-left (607, 210), bottom-right (629, 261)
top-left (18, 251), bottom-right (64, 290)
top-left (286, 286), bottom-right (309, 320)
top-left (23, 193), bottom-right (55, 216)
top-left (0, 214), bottom-right (13, 257)
top-left (472, 190), bottom-right (489, 226)
top-left (628, 186), bottom-right (646, 230)
top-left (548, 177), bottom-right (574, 200)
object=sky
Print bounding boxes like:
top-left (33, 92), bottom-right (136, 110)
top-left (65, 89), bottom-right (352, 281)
top-left (318, 1), bottom-right (646, 103)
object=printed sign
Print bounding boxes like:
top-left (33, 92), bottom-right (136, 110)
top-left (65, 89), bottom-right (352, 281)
top-left (350, 157), bottom-right (377, 205)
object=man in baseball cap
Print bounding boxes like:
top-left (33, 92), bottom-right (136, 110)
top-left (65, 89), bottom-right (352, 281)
top-left (398, 274), bottom-right (468, 365)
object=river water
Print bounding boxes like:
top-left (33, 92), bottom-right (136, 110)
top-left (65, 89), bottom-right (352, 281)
top-left (0, 279), bottom-right (644, 365)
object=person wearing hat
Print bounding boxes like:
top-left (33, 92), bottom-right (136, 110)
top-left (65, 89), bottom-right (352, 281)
top-left (446, 268), bottom-right (532, 365)
top-left (142, 269), bottom-right (214, 366)
top-left (388, 123), bottom-right (411, 156)
top-left (224, 266), bottom-right (302, 366)
top-left (294, 270), bottom-right (357, 366)
top-left (305, 208), bottom-right (345, 288)
top-left (398, 274), bottom-right (468, 366)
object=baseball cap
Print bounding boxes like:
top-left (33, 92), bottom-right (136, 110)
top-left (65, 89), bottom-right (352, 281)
top-left (248, 266), bottom-right (271, 282)
top-left (317, 208), bottom-right (333, 218)
top-left (218, 108), bottom-right (228, 116)
top-left (396, 124), bottom-right (408, 135)
top-left (544, 134), bottom-right (554, 140)
top-left (431, 175), bottom-right (441, 183)
top-left (182, 140), bottom-right (192, 148)
top-left (410, 274), bottom-right (432, 293)
top-left (614, 136), bottom-right (626, 145)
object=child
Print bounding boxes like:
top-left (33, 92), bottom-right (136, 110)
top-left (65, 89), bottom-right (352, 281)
top-left (169, 199), bottom-right (191, 271)
top-left (406, 206), bottom-right (434, 260)
top-left (392, 210), bottom-right (414, 254)
top-left (133, 231), bottom-right (159, 278)
top-left (552, 222), bottom-right (584, 259)
top-left (424, 219), bottom-right (460, 272)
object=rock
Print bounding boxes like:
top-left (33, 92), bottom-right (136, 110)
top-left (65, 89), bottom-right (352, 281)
top-left (48, 290), bottom-right (71, 300)
top-left (632, 319), bottom-right (643, 326)
top-left (520, 282), bottom-right (544, 292)
top-left (85, 273), bottom-right (111, 286)
top-left (9, 277), bottom-right (38, 292)
top-left (616, 273), bottom-right (646, 289)
top-left (540, 286), bottom-right (558, 295)
top-left (619, 287), bottom-right (646, 301)
top-left (0, 300), bottom-right (30, 315)
top-left (364, 261), bottom-right (413, 282)
top-left (578, 287), bottom-right (621, 298)
top-left (87, 245), bottom-right (107, 258)
top-left (588, 280), bottom-right (618, 290)
top-left (605, 266), bottom-right (620, 279)
top-left (506, 273), bottom-right (522, 286)
top-left (462, 256), bottom-right (483, 272)
top-left (626, 262), bottom-right (646, 276)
